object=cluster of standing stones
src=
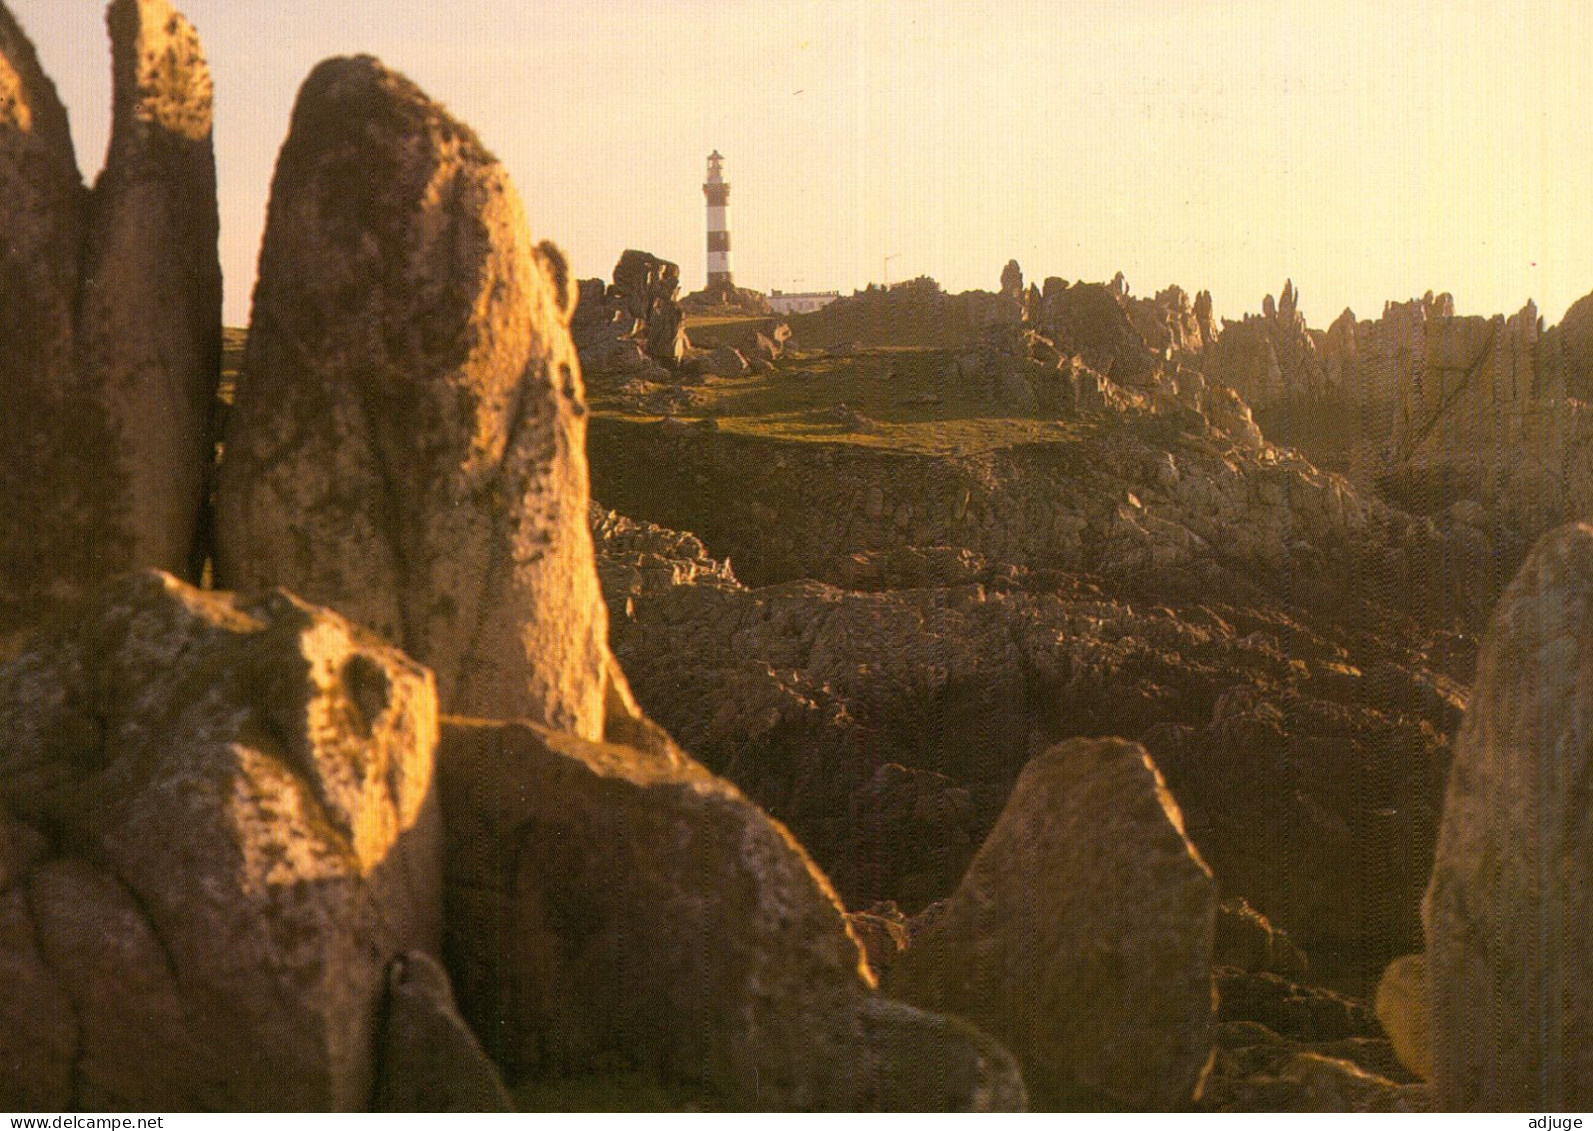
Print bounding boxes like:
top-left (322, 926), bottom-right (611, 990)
top-left (0, 0), bottom-right (1589, 1113)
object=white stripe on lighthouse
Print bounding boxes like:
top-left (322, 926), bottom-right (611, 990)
top-left (707, 205), bottom-right (729, 232)
top-left (708, 250), bottom-right (731, 274)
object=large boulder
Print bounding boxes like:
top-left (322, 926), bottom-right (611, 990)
top-left (887, 737), bottom-right (1216, 1110)
top-left (0, 5), bottom-right (102, 641)
top-left (437, 716), bottom-right (1023, 1111)
top-left (1423, 522), bottom-right (1593, 1109)
top-left (0, 0), bottom-right (220, 636)
top-left (215, 55), bottom-right (610, 738)
top-left (79, 0), bottom-right (223, 577)
top-left (0, 570), bottom-right (442, 1110)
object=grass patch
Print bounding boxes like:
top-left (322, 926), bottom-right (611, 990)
top-left (684, 312), bottom-right (770, 330)
top-left (590, 345), bottom-right (1094, 456)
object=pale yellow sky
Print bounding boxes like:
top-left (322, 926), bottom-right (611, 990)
top-left (12, 0), bottom-right (1592, 327)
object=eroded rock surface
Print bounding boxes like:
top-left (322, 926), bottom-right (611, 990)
top-left (0, 571), bottom-right (441, 1110)
top-left (886, 738), bottom-right (1216, 1110)
top-left (216, 55), bottom-right (608, 737)
top-left (1201, 282), bottom-right (1593, 572)
top-left (438, 715), bottom-right (863, 1107)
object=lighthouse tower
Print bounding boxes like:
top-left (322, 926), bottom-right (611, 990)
top-left (703, 150), bottom-right (733, 291)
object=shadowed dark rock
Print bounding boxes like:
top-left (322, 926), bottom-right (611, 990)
top-left (437, 716), bottom-right (1024, 1111)
top-left (375, 950), bottom-right (512, 1112)
top-left (887, 737), bottom-right (1216, 1110)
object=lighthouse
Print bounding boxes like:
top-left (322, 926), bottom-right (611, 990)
top-left (703, 150), bottom-right (732, 291)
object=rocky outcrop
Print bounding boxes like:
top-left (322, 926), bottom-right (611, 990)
top-left (572, 250), bottom-right (690, 374)
top-left (786, 276), bottom-right (1004, 350)
top-left (614, 249), bottom-right (688, 367)
top-left (1555, 289), bottom-right (1593, 397)
top-left (700, 343), bottom-right (750, 377)
top-left (846, 908), bottom-right (909, 982)
top-left (1214, 968), bottom-right (1378, 1043)
top-left (1203, 286), bottom-right (1593, 568)
top-left (1122, 285), bottom-right (1216, 357)
top-left (1214, 897), bottom-right (1308, 977)
top-left (215, 56), bottom-right (609, 738)
top-left (590, 395), bottom-right (1413, 606)
top-left (0, 571), bottom-right (441, 1110)
top-left (1204, 1049), bottom-right (1427, 1112)
top-left (785, 272), bottom-right (1261, 444)
top-left (1035, 280), bottom-right (1156, 385)
top-left (1206, 281), bottom-right (1328, 412)
top-left (1204, 960), bottom-right (1424, 1110)
top-left (591, 500), bottom-right (1459, 956)
top-left (852, 995), bottom-right (1027, 1112)
top-left (436, 716), bottom-right (1023, 1111)
top-left (682, 281), bottom-right (772, 316)
top-left (886, 738), bottom-right (1217, 1110)
top-left (682, 316), bottom-right (790, 361)
top-left (0, 0), bottom-right (220, 636)
top-left (1423, 522), bottom-right (1593, 1110)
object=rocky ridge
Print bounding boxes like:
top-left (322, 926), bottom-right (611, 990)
top-left (1200, 281), bottom-right (1593, 552)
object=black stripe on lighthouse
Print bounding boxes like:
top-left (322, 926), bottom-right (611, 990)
top-left (704, 150), bottom-right (733, 289)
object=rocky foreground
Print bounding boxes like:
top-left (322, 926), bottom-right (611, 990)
top-left (2, 0), bottom-right (1591, 1114)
